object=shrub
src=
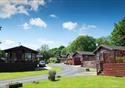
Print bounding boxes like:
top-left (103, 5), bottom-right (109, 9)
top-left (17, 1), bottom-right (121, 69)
top-left (86, 68), bottom-right (90, 72)
top-left (48, 70), bottom-right (56, 81)
top-left (49, 57), bottom-right (58, 63)
top-left (8, 82), bottom-right (23, 88)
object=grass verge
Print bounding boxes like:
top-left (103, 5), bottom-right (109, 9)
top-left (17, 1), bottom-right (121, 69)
top-left (0, 66), bottom-right (61, 80)
top-left (22, 76), bottom-right (125, 88)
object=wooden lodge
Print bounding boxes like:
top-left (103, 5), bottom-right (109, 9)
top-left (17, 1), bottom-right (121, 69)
top-left (80, 51), bottom-right (96, 68)
top-left (59, 55), bottom-right (68, 63)
top-left (94, 45), bottom-right (125, 76)
top-left (0, 45), bottom-right (38, 72)
top-left (66, 53), bottom-right (74, 65)
top-left (66, 52), bottom-right (81, 65)
top-left (66, 51), bottom-right (96, 67)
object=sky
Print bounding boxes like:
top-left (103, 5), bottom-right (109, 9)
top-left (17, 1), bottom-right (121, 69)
top-left (0, 0), bottom-right (125, 50)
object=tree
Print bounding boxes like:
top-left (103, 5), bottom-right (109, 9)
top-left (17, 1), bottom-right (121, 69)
top-left (39, 44), bottom-right (50, 62)
top-left (66, 35), bottom-right (96, 53)
top-left (96, 36), bottom-right (111, 46)
top-left (0, 49), bottom-right (5, 58)
top-left (61, 48), bottom-right (67, 55)
top-left (111, 17), bottom-right (125, 46)
top-left (49, 46), bottom-right (65, 57)
top-left (40, 44), bottom-right (49, 51)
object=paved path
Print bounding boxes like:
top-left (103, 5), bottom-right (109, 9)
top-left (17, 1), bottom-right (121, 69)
top-left (0, 63), bottom-right (96, 86)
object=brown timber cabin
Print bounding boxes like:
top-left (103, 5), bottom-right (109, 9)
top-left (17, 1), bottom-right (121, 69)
top-left (66, 51), bottom-right (96, 66)
top-left (80, 51), bottom-right (96, 68)
top-left (59, 55), bottom-right (68, 63)
top-left (66, 52), bottom-right (81, 65)
top-left (0, 45), bottom-right (38, 72)
top-left (94, 45), bottom-right (125, 76)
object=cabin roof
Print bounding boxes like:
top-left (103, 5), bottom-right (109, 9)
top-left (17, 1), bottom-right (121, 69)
top-left (72, 51), bottom-right (94, 57)
top-left (93, 45), bottom-right (125, 53)
top-left (76, 51), bottom-right (95, 56)
top-left (4, 45), bottom-right (38, 53)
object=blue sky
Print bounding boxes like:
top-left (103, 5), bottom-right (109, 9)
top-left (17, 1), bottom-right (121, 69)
top-left (0, 0), bottom-right (125, 50)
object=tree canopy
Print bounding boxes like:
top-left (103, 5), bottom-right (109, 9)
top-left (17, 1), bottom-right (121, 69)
top-left (0, 49), bottom-right (5, 58)
top-left (96, 36), bottom-right (111, 46)
top-left (66, 35), bottom-right (96, 53)
top-left (49, 46), bottom-right (65, 57)
top-left (39, 44), bottom-right (51, 62)
top-left (111, 17), bottom-right (125, 46)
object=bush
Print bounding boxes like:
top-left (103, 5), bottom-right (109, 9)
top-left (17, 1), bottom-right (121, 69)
top-left (48, 70), bottom-right (56, 81)
top-left (86, 68), bottom-right (90, 72)
top-left (49, 57), bottom-right (58, 63)
top-left (8, 82), bottom-right (23, 88)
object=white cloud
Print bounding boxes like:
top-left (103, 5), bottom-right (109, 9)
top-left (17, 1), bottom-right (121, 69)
top-left (80, 24), bottom-right (96, 30)
top-left (29, 18), bottom-right (47, 28)
top-left (62, 21), bottom-right (78, 30)
top-left (22, 18), bottom-right (47, 29)
top-left (0, 0), bottom-right (46, 19)
top-left (78, 24), bottom-right (97, 36)
top-left (37, 38), bottom-right (54, 44)
top-left (17, 5), bottom-right (29, 15)
top-left (0, 4), bottom-right (17, 19)
top-left (5, 40), bottom-right (15, 44)
top-left (50, 14), bottom-right (57, 18)
top-left (36, 38), bottom-right (65, 49)
top-left (29, 0), bottom-right (45, 11)
top-left (23, 22), bottom-right (31, 30)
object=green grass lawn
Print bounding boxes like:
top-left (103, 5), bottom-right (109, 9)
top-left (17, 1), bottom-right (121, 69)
top-left (23, 76), bottom-right (125, 88)
top-left (0, 66), bottom-right (61, 80)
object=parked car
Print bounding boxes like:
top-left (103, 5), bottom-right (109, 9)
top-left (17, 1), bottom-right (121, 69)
top-left (37, 60), bottom-right (46, 67)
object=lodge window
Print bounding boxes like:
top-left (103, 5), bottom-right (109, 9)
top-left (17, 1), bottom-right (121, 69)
top-left (5, 53), bottom-right (8, 58)
top-left (32, 53), bottom-right (36, 59)
top-left (96, 53), bottom-right (100, 60)
top-left (25, 53), bottom-right (32, 61)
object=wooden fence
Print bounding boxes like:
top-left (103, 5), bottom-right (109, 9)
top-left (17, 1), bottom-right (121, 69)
top-left (103, 63), bottom-right (125, 76)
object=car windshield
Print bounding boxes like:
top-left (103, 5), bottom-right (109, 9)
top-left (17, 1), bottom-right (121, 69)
top-left (40, 61), bottom-right (45, 63)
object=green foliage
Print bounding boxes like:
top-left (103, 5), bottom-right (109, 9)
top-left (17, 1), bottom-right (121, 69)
top-left (49, 46), bottom-right (65, 57)
top-left (48, 70), bottom-right (56, 81)
top-left (49, 57), bottom-right (58, 63)
top-left (39, 45), bottom-right (51, 62)
top-left (0, 49), bottom-right (5, 58)
top-left (66, 35), bottom-right (96, 53)
top-left (111, 17), bottom-right (125, 46)
top-left (40, 44), bottom-right (49, 51)
top-left (61, 48), bottom-right (67, 55)
top-left (96, 36), bottom-right (111, 46)
top-left (39, 45), bottom-right (65, 62)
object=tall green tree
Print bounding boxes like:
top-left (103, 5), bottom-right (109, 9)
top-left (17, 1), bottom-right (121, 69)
top-left (49, 46), bottom-right (65, 57)
top-left (66, 35), bottom-right (96, 53)
top-left (39, 44), bottom-right (51, 62)
top-left (111, 17), bottom-right (125, 46)
top-left (96, 36), bottom-right (111, 46)
top-left (61, 48), bottom-right (67, 55)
